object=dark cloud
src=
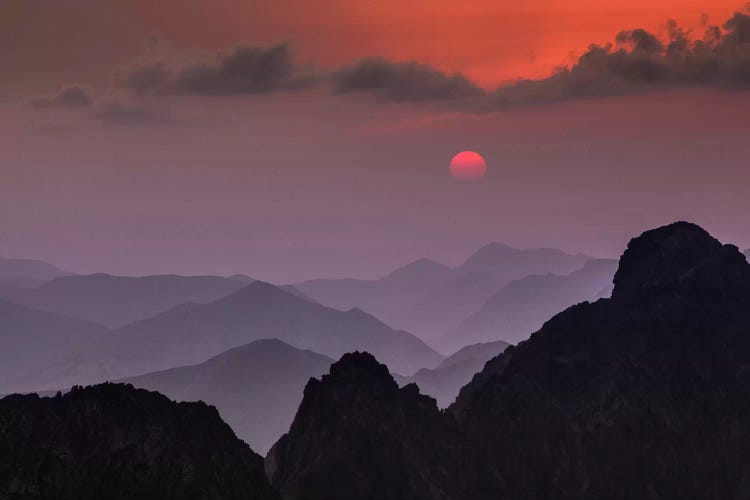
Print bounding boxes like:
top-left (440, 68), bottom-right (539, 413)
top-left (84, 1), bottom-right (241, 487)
top-left (332, 57), bottom-right (484, 101)
top-left (120, 43), bottom-right (316, 96)
top-left (491, 11), bottom-right (750, 107)
top-left (94, 100), bottom-right (174, 126)
top-left (32, 86), bottom-right (93, 109)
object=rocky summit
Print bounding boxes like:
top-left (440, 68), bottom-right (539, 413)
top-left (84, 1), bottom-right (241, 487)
top-left (269, 222), bottom-right (750, 500)
top-left (0, 383), bottom-right (279, 500)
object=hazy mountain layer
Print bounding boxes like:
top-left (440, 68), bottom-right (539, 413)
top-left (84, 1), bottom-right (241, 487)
top-left (0, 273), bottom-right (249, 327)
top-left (122, 339), bottom-right (333, 454)
top-left (296, 244), bottom-right (591, 344)
top-left (0, 298), bottom-right (106, 393)
top-left (444, 258), bottom-right (617, 349)
top-left (395, 340), bottom-right (509, 407)
top-left (0, 257), bottom-right (71, 288)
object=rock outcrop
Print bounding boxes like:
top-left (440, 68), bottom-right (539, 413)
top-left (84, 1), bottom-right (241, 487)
top-left (0, 383), bottom-right (279, 500)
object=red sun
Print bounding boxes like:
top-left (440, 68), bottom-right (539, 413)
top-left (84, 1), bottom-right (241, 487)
top-left (449, 151), bottom-right (487, 180)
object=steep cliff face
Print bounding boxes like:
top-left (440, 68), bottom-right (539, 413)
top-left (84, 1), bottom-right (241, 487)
top-left (269, 222), bottom-right (750, 500)
top-left (0, 383), bottom-right (279, 500)
top-left (266, 352), bottom-right (462, 500)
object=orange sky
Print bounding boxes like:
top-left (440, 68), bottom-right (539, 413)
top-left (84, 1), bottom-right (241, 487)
top-left (129, 0), bottom-right (745, 85)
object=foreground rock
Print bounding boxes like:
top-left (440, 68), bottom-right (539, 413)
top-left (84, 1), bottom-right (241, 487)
top-left (269, 222), bottom-right (750, 500)
top-left (0, 383), bottom-right (279, 500)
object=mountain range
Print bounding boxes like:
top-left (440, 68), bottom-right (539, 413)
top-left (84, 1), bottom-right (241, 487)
top-left (0, 273), bottom-right (251, 328)
top-left (268, 222), bottom-right (750, 500)
top-left (295, 244), bottom-right (592, 345)
top-left (7, 281), bottom-right (441, 393)
top-left (442, 258), bottom-right (617, 349)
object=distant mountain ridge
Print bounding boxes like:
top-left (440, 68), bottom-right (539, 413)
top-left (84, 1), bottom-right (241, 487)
top-left (296, 243), bottom-right (592, 344)
top-left (0, 298), bottom-right (106, 394)
top-left (9, 281), bottom-right (441, 393)
top-left (0, 273), bottom-right (249, 327)
top-left (445, 258), bottom-right (617, 349)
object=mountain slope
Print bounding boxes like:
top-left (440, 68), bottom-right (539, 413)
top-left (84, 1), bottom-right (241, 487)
top-left (0, 383), bottom-right (278, 500)
top-left (269, 222), bottom-right (750, 500)
top-left (122, 339), bottom-right (333, 454)
top-left (0, 298), bottom-right (106, 393)
top-left (0, 273), bottom-right (248, 327)
top-left (444, 258), bottom-right (617, 349)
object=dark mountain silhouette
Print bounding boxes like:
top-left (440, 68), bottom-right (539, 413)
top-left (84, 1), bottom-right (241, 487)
top-left (266, 352), bottom-right (462, 500)
top-left (444, 258), bottom-right (617, 349)
top-left (744, 248), bottom-right (749, 261)
top-left (0, 298), bottom-right (106, 394)
top-left (14, 281), bottom-right (441, 392)
top-left (0, 273), bottom-right (249, 327)
top-left (296, 245), bottom-right (592, 344)
top-left (269, 222), bottom-right (750, 500)
top-left (396, 340), bottom-right (509, 407)
top-left (0, 257), bottom-right (71, 287)
top-left (0, 383), bottom-right (278, 500)
top-left (121, 339), bottom-right (333, 454)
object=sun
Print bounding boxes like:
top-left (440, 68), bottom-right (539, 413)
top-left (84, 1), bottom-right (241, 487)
top-left (449, 151), bottom-right (487, 180)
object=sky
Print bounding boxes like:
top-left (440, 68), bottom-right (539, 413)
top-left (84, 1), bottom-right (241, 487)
top-left (2, 0), bottom-right (750, 282)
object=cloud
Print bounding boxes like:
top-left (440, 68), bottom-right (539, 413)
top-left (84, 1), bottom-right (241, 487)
top-left (120, 43), bottom-right (316, 96)
top-left (332, 57), bottom-right (484, 101)
top-left (94, 100), bottom-right (174, 126)
top-left (490, 11), bottom-right (750, 107)
top-left (32, 86), bottom-right (93, 109)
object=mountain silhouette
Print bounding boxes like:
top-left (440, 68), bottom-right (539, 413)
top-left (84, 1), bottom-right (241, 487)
top-left (0, 383), bottom-right (279, 500)
top-left (0, 273), bottom-right (249, 327)
top-left (744, 248), bottom-right (749, 262)
top-left (269, 222), bottom-right (750, 500)
top-left (0, 298), bottom-right (106, 394)
top-left (444, 258), bottom-right (617, 349)
top-left (266, 352), bottom-right (461, 500)
top-left (396, 340), bottom-right (509, 407)
top-left (0, 257), bottom-right (71, 288)
top-left (121, 339), bottom-right (333, 454)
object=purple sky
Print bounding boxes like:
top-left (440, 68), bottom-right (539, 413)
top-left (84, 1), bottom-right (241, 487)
top-left (2, 2), bottom-right (750, 282)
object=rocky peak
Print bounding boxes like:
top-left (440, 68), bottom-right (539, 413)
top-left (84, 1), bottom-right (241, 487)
top-left (612, 221), bottom-right (749, 305)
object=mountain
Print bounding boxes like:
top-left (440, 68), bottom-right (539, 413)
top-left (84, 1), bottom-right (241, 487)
top-left (396, 340), bottom-right (509, 407)
top-left (296, 246), bottom-right (593, 343)
top-left (0, 273), bottom-right (249, 327)
top-left (0, 257), bottom-right (71, 287)
top-left (0, 383), bottom-right (279, 500)
top-left (268, 222), bottom-right (750, 500)
top-left (122, 339), bottom-right (333, 454)
top-left (457, 242), bottom-right (590, 280)
top-left (0, 298), bottom-right (106, 393)
top-left (443, 258), bottom-right (617, 349)
top-left (15, 281), bottom-right (441, 392)
top-left (744, 248), bottom-right (749, 261)
top-left (266, 353), bottom-right (461, 500)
